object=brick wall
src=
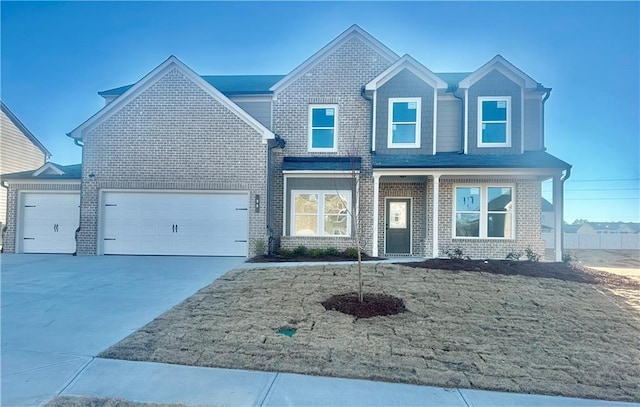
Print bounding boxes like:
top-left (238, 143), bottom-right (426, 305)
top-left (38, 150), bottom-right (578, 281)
top-left (438, 178), bottom-right (544, 259)
top-left (271, 35), bottom-right (393, 253)
top-left (78, 67), bottom-right (268, 255)
top-left (2, 182), bottom-right (80, 253)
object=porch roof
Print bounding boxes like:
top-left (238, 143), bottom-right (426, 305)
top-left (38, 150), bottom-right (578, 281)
top-left (283, 157), bottom-right (361, 171)
top-left (371, 151), bottom-right (571, 170)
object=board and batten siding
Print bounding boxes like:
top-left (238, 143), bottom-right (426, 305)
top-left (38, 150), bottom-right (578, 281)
top-left (436, 98), bottom-right (462, 153)
top-left (0, 109), bottom-right (47, 229)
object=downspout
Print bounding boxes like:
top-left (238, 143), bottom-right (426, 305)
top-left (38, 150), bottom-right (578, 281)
top-left (266, 134), bottom-right (286, 255)
top-left (450, 85), bottom-right (465, 154)
top-left (541, 87), bottom-right (552, 151)
top-left (360, 86), bottom-right (374, 153)
top-left (67, 132), bottom-right (82, 255)
top-left (560, 166), bottom-right (572, 260)
top-left (0, 180), bottom-right (7, 252)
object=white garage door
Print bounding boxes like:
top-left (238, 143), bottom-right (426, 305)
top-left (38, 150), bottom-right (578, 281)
top-left (101, 191), bottom-right (249, 256)
top-left (20, 192), bottom-right (80, 254)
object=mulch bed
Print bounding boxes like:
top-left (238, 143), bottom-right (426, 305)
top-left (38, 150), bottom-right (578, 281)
top-left (321, 292), bottom-right (406, 319)
top-left (403, 259), bottom-right (640, 288)
top-left (247, 253), bottom-right (385, 263)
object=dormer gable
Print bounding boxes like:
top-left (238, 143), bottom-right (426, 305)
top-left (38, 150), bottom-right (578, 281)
top-left (459, 55), bottom-right (539, 89)
top-left (68, 56), bottom-right (275, 143)
top-left (365, 54), bottom-right (448, 91)
top-left (270, 24), bottom-right (399, 95)
top-left (32, 162), bottom-right (65, 176)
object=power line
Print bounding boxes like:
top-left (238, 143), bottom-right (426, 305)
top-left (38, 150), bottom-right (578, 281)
top-left (542, 187), bottom-right (639, 192)
top-left (563, 178), bottom-right (640, 183)
top-left (565, 197), bottom-right (639, 201)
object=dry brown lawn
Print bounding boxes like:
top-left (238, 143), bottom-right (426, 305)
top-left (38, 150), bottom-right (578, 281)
top-left (100, 263), bottom-right (640, 402)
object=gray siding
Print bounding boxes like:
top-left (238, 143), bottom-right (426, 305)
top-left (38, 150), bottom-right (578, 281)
top-left (467, 70), bottom-right (522, 155)
top-left (233, 100), bottom-right (272, 129)
top-left (375, 69), bottom-right (435, 155)
top-left (524, 97), bottom-right (543, 151)
top-left (436, 99), bottom-right (462, 152)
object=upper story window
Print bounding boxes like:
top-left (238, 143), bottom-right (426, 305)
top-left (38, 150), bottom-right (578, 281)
top-left (477, 96), bottom-right (511, 147)
top-left (309, 105), bottom-right (338, 152)
top-left (454, 185), bottom-right (514, 239)
top-left (388, 97), bottom-right (421, 148)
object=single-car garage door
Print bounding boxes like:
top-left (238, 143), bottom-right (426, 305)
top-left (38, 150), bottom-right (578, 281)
top-left (100, 191), bottom-right (249, 256)
top-left (19, 192), bottom-right (80, 254)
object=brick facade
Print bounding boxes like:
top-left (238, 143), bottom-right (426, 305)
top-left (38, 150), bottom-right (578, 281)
top-left (271, 35), bottom-right (393, 253)
top-left (77, 67), bottom-right (268, 255)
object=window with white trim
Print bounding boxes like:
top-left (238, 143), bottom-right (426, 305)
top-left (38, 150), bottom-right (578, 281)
top-left (477, 97), bottom-right (511, 147)
top-left (308, 105), bottom-right (338, 151)
top-left (291, 191), bottom-right (351, 236)
top-left (388, 98), bottom-right (421, 148)
top-left (455, 186), bottom-right (513, 238)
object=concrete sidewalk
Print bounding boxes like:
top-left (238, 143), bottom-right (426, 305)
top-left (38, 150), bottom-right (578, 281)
top-left (58, 358), bottom-right (638, 407)
top-left (2, 254), bottom-right (638, 407)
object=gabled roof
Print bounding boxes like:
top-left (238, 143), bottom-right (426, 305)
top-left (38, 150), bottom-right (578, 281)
top-left (98, 75), bottom-right (286, 97)
top-left (270, 24), bottom-right (399, 94)
top-left (365, 54), bottom-right (448, 91)
top-left (68, 56), bottom-right (275, 143)
top-left (1, 101), bottom-right (51, 159)
top-left (372, 151), bottom-right (571, 170)
top-left (1, 163), bottom-right (81, 180)
top-left (458, 55), bottom-right (539, 89)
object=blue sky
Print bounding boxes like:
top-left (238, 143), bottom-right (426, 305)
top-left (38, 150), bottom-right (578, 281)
top-left (1, 1), bottom-right (638, 223)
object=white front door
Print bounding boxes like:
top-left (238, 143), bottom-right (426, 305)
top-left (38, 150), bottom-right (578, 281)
top-left (20, 192), bottom-right (80, 254)
top-left (100, 191), bottom-right (249, 256)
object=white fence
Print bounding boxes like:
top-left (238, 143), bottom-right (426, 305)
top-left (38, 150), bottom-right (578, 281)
top-left (544, 232), bottom-right (640, 250)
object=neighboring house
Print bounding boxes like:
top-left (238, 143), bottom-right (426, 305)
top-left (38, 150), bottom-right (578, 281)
top-left (0, 101), bottom-right (51, 245)
top-left (2, 25), bottom-right (571, 260)
top-left (564, 222), bottom-right (640, 234)
top-left (541, 198), bottom-right (555, 231)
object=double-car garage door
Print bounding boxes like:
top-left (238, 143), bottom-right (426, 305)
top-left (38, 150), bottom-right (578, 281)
top-left (17, 191), bottom-right (249, 256)
top-left (101, 191), bottom-right (248, 256)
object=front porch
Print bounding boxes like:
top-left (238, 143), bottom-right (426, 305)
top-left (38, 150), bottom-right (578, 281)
top-left (372, 169), bottom-right (568, 261)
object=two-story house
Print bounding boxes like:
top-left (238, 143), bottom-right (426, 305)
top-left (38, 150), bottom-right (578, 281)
top-left (1, 25), bottom-right (570, 260)
top-left (0, 101), bottom-right (51, 247)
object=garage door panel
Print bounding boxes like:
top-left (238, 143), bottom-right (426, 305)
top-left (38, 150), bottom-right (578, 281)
top-left (21, 193), bottom-right (80, 254)
top-left (101, 191), bottom-right (249, 256)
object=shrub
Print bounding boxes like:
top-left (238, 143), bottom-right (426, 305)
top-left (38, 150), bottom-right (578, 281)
top-left (525, 247), bottom-right (540, 262)
top-left (324, 246), bottom-right (340, 257)
top-left (446, 247), bottom-right (465, 260)
top-left (292, 245), bottom-right (309, 257)
top-left (254, 239), bottom-right (266, 256)
top-left (277, 248), bottom-right (294, 258)
top-left (505, 250), bottom-right (522, 261)
top-left (562, 252), bottom-right (574, 264)
top-left (343, 247), bottom-right (359, 259)
top-left (309, 248), bottom-right (324, 258)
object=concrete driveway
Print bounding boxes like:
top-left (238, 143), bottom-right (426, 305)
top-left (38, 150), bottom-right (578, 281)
top-left (1, 254), bottom-right (244, 406)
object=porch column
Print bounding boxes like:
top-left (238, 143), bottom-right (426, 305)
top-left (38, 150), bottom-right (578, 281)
top-left (432, 173), bottom-right (441, 258)
top-left (372, 174), bottom-right (380, 257)
top-left (553, 172), bottom-right (564, 262)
